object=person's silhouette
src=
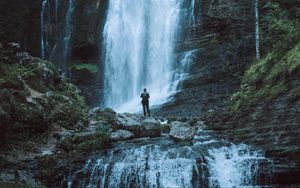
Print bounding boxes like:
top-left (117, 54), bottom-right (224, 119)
top-left (140, 88), bottom-right (150, 117)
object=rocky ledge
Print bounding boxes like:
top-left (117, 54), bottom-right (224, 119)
top-left (202, 95), bottom-right (300, 186)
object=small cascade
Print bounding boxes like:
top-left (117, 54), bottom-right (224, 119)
top-left (68, 144), bottom-right (205, 188)
top-left (172, 49), bottom-right (197, 91)
top-left (40, 0), bottom-right (74, 72)
top-left (40, 0), bottom-right (60, 59)
top-left (190, 0), bottom-right (196, 24)
top-left (255, 0), bottom-right (260, 60)
top-left (206, 144), bottom-right (265, 187)
top-left (60, 0), bottom-right (74, 72)
top-left (68, 131), bottom-right (273, 188)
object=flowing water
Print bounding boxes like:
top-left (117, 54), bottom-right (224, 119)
top-left (68, 130), bottom-right (273, 188)
top-left (40, 0), bottom-right (74, 72)
top-left (255, 0), bottom-right (260, 60)
top-left (102, 1), bottom-right (195, 112)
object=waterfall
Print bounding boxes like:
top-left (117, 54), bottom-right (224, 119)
top-left (255, 0), bottom-right (260, 60)
top-left (40, 0), bottom-right (74, 72)
top-left (68, 133), bottom-right (272, 188)
top-left (60, 0), bottom-right (74, 72)
top-left (40, 0), bottom-right (48, 59)
top-left (172, 49), bottom-right (198, 91)
top-left (103, 0), bottom-right (195, 112)
top-left (206, 144), bottom-right (265, 187)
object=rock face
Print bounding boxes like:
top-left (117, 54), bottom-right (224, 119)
top-left (169, 121), bottom-right (197, 142)
top-left (69, 0), bottom-right (108, 105)
top-left (203, 95), bottom-right (300, 185)
top-left (0, 0), bottom-right (41, 56)
top-left (0, 43), bottom-right (92, 188)
top-left (0, 43), bottom-right (89, 137)
top-left (158, 0), bottom-right (256, 116)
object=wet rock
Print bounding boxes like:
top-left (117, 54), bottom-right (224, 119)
top-left (110, 130), bottom-right (134, 142)
top-left (114, 114), bottom-right (161, 138)
top-left (169, 121), bottom-right (197, 141)
top-left (7, 42), bottom-right (20, 52)
top-left (16, 52), bottom-right (32, 64)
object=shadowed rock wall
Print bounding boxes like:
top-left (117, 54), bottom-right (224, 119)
top-left (158, 0), bottom-right (256, 116)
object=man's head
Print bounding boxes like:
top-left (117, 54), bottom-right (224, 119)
top-left (144, 88), bottom-right (147, 92)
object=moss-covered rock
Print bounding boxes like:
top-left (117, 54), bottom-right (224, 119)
top-left (229, 41), bottom-right (300, 111)
top-left (0, 42), bottom-right (89, 145)
top-left (70, 63), bottom-right (98, 74)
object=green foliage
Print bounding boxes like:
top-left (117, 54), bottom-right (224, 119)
top-left (70, 63), bottom-right (98, 74)
top-left (229, 42), bottom-right (300, 111)
top-left (48, 89), bottom-right (88, 129)
top-left (229, 0), bottom-right (300, 111)
top-left (261, 1), bottom-right (300, 56)
top-left (243, 54), bottom-right (272, 85)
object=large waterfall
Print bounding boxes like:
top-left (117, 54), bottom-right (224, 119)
top-left (103, 0), bottom-right (193, 112)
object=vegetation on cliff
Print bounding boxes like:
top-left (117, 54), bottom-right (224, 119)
top-left (229, 0), bottom-right (300, 111)
top-left (0, 42), bottom-right (89, 146)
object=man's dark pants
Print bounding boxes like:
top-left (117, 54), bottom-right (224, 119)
top-left (142, 101), bottom-right (150, 117)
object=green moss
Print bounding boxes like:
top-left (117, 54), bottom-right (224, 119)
top-left (261, 1), bottom-right (300, 56)
top-left (160, 124), bottom-right (171, 133)
top-left (266, 43), bottom-right (300, 82)
top-left (70, 64), bottom-right (98, 74)
top-left (75, 131), bottom-right (110, 153)
top-left (288, 86), bottom-right (300, 102)
top-left (229, 41), bottom-right (300, 111)
top-left (48, 90), bottom-right (88, 129)
top-left (243, 54), bottom-right (272, 85)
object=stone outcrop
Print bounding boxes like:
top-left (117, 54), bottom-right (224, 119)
top-left (0, 43), bottom-right (91, 187)
top-left (113, 114), bottom-right (161, 138)
top-left (69, 0), bottom-right (108, 105)
top-left (110, 130), bottom-right (134, 142)
top-left (169, 121), bottom-right (197, 142)
top-left (91, 111), bottom-right (162, 139)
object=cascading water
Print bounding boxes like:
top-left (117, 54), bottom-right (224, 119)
top-left (40, 0), bottom-right (74, 72)
top-left (68, 130), bottom-right (273, 188)
top-left (103, 0), bottom-right (195, 112)
top-left (255, 0), bottom-right (260, 60)
top-left (206, 144), bottom-right (266, 187)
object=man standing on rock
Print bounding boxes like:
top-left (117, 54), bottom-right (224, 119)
top-left (140, 88), bottom-right (150, 117)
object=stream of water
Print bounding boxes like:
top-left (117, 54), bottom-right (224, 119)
top-left (40, 0), bottom-right (74, 72)
top-left (68, 130), bottom-right (273, 188)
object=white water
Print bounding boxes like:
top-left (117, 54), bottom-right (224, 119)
top-left (255, 0), bottom-right (260, 60)
top-left (103, 0), bottom-right (197, 112)
top-left (40, 0), bottom-right (47, 59)
top-left (68, 134), bottom-right (272, 188)
top-left (172, 49), bottom-right (198, 91)
top-left (40, 0), bottom-right (73, 71)
top-left (206, 144), bottom-right (264, 187)
top-left (61, 0), bottom-right (74, 71)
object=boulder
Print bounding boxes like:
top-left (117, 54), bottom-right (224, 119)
top-left (114, 114), bottom-right (161, 138)
top-left (169, 121), bottom-right (197, 141)
top-left (110, 130), bottom-right (134, 142)
top-left (92, 108), bottom-right (117, 124)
